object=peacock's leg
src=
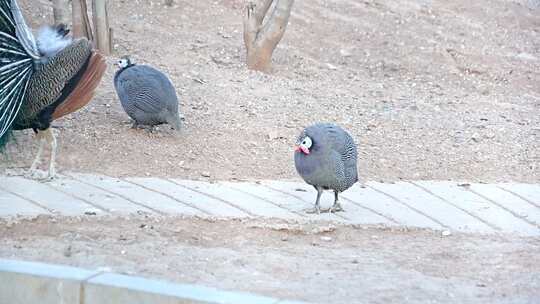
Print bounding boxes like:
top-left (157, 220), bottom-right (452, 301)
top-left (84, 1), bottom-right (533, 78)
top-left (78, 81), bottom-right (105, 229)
top-left (27, 131), bottom-right (46, 177)
top-left (43, 128), bottom-right (57, 178)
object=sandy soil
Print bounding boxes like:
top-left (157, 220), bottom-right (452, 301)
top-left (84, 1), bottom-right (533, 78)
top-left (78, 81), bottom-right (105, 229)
top-left (1, 216), bottom-right (539, 303)
top-left (1, 2), bottom-right (539, 302)
top-left (0, 0), bottom-right (538, 183)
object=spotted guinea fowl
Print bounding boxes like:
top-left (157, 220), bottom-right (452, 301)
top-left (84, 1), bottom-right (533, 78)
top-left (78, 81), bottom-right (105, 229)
top-left (114, 56), bottom-right (181, 130)
top-left (0, 0), bottom-right (106, 178)
top-left (294, 123), bottom-right (358, 214)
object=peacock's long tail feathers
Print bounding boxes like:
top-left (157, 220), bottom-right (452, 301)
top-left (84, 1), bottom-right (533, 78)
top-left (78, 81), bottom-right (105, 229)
top-left (0, 0), bottom-right (33, 149)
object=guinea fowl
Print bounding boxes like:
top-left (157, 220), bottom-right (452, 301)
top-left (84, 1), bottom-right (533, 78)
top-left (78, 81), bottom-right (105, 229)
top-left (294, 123), bottom-right (358, 214)
top-left (0, 0), bottom-right (106, 178)
top-left (114, 56), bottom-right (181, 130)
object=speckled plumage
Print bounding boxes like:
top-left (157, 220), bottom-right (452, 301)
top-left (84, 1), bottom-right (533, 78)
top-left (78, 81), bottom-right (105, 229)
top-left (114, 62), bottom-right (181, 129)
top-left (294, 123), bottom-right (358, 213)
top-left (14, 39), bottom-right (92, 130)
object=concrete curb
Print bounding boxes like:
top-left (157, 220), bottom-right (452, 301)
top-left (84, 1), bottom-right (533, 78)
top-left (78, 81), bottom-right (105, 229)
top-left (0, 259), bottom-right (310, 304)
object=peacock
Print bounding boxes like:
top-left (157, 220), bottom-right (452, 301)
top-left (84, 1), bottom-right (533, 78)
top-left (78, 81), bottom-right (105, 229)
top-left (0, 0), bottom-right (106, 178)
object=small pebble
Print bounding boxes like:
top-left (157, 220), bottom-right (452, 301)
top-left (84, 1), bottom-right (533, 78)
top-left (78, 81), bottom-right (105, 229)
top-left (340, 49), bottom-right (352, 57)
top-left (63, 245), bottom-right (72, 257)
top-left (326, 63), bottom-right (338, 70)
top-left (476, 283), bottom-right (487, 287)
top-left (320, 236), bottom-right (332, 242)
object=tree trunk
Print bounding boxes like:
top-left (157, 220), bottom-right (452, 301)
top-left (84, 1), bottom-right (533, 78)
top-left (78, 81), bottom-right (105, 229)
top-left (92, 0), bottom-right (111, 55)
top-left (72, 0), bottom-right (93, 40)
top-left (243, 0), bottom-right (294, 72)
top-left (52, 0), bottom-right (67, 25)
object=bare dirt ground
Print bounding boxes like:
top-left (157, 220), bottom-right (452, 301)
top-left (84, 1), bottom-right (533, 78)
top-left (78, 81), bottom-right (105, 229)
top-left (1, 216), bottom-right (539, 303)
top-left (1, 1), bottom-right (539, 303)
top-left (0, 0), bottom-right (539, 183)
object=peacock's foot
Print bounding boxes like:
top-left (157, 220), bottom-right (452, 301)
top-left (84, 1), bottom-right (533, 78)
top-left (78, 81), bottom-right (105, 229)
top-left (24, 169), bottom-right (49, 180)
top-left (24, 169), bottom-right (37, 179)
top-left (47, 166), bottom-right (56, 180)
top-left (25, 163), bottom-right (40, 177)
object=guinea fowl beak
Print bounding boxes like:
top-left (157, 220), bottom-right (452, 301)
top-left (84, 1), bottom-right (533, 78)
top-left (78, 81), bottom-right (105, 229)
top-left (295, 145), bottom-right (310, 155)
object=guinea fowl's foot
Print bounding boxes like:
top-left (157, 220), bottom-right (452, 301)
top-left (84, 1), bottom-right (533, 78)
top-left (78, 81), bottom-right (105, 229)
top-left (168, 116), bottom-right (182, 133)
top-left (306, 187), bottom-right (324, 214)
top-left (329, 191), bottom-right (344, 213)
top-left (329, 202), bottom-right (344, 213)
top-left (305, 206), bottom-right (321, 214)
top-left (140, 125), bottom-right (157, 134)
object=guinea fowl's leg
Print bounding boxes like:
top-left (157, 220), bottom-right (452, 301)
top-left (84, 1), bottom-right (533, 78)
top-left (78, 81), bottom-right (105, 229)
top-left (306, 186), bottom-right (323, 214)
top-left (44, 128), bottom-right (57, 179)
top-left (27, 132), bottom-right (46, 177)
top-left (329, 190), bottom-right (344, 213)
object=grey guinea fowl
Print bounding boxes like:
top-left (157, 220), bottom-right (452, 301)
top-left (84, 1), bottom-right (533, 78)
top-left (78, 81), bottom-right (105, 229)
top-left (114, 56), bottom-right (181, 130)
top-left (294, 123), bottom-right (358, 214)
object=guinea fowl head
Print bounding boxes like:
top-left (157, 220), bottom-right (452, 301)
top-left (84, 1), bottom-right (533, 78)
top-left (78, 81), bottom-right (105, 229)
top-left (295, 123), bottom-right (337, 156)
top-left (295, 135), bottom-right (312, 155)
top-left (116, 55), bottom-right (134, 69)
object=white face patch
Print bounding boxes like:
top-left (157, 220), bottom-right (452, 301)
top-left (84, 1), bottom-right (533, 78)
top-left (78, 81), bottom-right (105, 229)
top-left (117, 58), bottom-right (129, 68)
top-left (300, 136), bottom-right (312, 150)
